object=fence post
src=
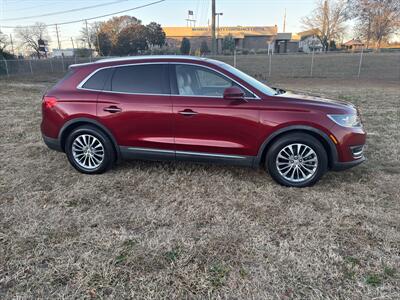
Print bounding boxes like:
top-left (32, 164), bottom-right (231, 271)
top-left (357, 46), bottom-right (364, 79)
top-left (29, 59), bottom-right (33, 75)
top-left (233, 49), bottom-right (237, 67)
top-left (61, 55), bottom-right (65, 71)
top-left (3, 59), bottom-right (9, 77)
top-left (310, 49), bottom-right (315, 77)
top-left (268, 53), bottom-right (272, 77)
top-left (49, 59), bottom-right (54, 72)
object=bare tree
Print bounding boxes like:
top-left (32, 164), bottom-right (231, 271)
top-left (302, 0), bottom-right (349, 52)
top-left (0, 31), bottom-right (9, 51)
top-left (14, 22), bottom-right (49, 59)
top-left (350, 0), bottom-right (400, 50)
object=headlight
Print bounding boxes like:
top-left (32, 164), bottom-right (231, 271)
top-left (327, 114), bottom-right (362, 128)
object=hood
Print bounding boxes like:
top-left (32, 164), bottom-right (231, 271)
top-left (275, 90), bottom-right (357, 113)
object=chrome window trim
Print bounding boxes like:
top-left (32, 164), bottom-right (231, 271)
top-left (80, 88), bottom-right (171, 97)
top-left (76, 61), bottom-right (261, 100)
top-left (77, 62), bottom-right (168, 94)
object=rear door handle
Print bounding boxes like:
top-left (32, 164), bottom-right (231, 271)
top-left (178, 109), bottom-right (198, 116)
top-left (103, 106), bottom-right (122, 113)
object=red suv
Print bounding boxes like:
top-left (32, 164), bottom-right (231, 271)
top-left (41, 56), bottom-right (366, 187)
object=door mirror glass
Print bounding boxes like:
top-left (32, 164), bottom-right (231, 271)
top-left (223, 86), bottom-right (245, 100)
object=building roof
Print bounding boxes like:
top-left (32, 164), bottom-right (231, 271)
top-left (163, 26), bottom-right (278, 39)
top-left (343, 39), bottom-right (364, 46)
top-left (297, 29), bottom-right (321, 39)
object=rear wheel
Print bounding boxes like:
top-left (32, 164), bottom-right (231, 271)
top-left (266, 133), bottom-right (328, 187)
top-left (65, 125), bottom-right (115, 174)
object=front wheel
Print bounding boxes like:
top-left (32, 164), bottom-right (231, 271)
top-left (266, 133), bottom-right (328, 187)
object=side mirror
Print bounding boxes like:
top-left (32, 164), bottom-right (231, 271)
top-left (223, 86), bottom-right (246, 101)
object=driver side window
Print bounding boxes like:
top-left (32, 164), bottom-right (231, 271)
top-left (174, 64), bottom-right (253, 98)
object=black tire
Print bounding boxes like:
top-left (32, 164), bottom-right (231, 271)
top-left (65, 125), bottom-right (115, 174)
top-left (265, 133), bottom-right (328, 187)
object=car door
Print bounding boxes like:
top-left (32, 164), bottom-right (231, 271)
top-left (170, 63), bottom-right (262, 163)
top-left (96, 63), bottom-right (174, 159)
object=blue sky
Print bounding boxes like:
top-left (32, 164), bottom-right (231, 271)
top-left (0, 0), bottom-right (342, 49)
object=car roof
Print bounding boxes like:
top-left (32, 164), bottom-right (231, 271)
top-left (69, 55), bottom-right (223, 69)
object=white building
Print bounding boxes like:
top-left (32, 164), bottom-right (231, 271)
top-left (52, 49), bottom-right (75, 57)
top-left (297, 30), bottom-right (323, 53)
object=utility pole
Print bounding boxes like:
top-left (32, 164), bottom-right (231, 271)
top-left (71, 37), bottom-right (75, 50)
top-left (216, 13), bottom-right (223, 38)
top-left (55, 24), bottom-right (61, 49)
top-left (85, 20), bottom-right (92, 49)
top-left (215, 12), bottom-right (223, 54)
top-left (211, 0), bottom-right (216, 55)
top-left (9, 34), bottom-right (15, 55)
top-left (283, 9), bottom-right (286, 33)
top-left (322, 0), bottom-right (328, 52)
top-left (96, 31), bottom-right (101, 56)
top-left (85, 19), bottom-right (93, 59)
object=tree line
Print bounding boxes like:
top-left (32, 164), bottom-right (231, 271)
top-left (0, 0), bottom-right (399, 59)
top-left (83, 16), bottom-right (166, 56)
top-left (0, 16), bottom-right (167, 59)
top-left (302, 0), bottom-right (399, 52)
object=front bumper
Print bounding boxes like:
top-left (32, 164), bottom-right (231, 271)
top-left (42, 135), bottom-right (62, 152)
top-left (332, 156), bottom-right (366, 171)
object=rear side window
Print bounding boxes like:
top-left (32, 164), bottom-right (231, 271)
top-left (82, 68), bottom-right (114, 90)
top-left (111, 64), bottom-right (169, 94)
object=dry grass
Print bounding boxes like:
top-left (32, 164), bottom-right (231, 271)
top-left (0, 74), bottom-right (399, 299)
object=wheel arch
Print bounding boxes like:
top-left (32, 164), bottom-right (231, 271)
top-left (59, 118), bottom-right (120, 160)
top-left (255, 125), bottom-right (338, 169)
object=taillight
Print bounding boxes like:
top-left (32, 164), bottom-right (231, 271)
top-left (43, 96), bottom-right (58, 109)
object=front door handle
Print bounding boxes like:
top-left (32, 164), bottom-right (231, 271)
top-left (179, 109), bottom-right (198, 116)
top-left (103, 106), bottom-right (122, 113)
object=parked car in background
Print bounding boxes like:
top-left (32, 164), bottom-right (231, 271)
top-left (41, 56), bottom-right (366, 187)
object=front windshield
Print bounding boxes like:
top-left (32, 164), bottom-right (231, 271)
top-left (219, 62), bottom-right (277, 96)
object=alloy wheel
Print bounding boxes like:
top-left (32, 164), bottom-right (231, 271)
top-left (71, 134), bottom-right (104, 170)
top-left (275, 143), bottom-right (318, 183)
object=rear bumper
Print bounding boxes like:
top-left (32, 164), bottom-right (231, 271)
top-left (331, 156), bottom-right (366, 171)
top-left (42, 135), bottom-right (62, 152)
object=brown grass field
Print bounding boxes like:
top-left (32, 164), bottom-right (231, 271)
top-left (0, 73), bottom-right (399, 299)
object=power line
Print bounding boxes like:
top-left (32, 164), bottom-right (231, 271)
top-left (0, 0), bottom-right (165, 28)
top-left (3, 3), bottom-right (59, 13)
top-left (0, 0), bottom-right (129, 21)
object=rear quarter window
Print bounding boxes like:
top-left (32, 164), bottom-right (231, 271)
top-left (52, 68), bottom-right (76, 89)
top-left (82, 68), bottom-right (114, 90)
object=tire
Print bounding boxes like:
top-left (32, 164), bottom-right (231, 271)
top-left (265, 133), bottom-right (328, 187)
top-left (65, 125), bottom-right (115, 174)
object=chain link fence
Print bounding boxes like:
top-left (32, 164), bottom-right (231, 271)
top-left (1, 52), bottom-right (399, 81)
top-left (208, 52), bottom-right (400, 81)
